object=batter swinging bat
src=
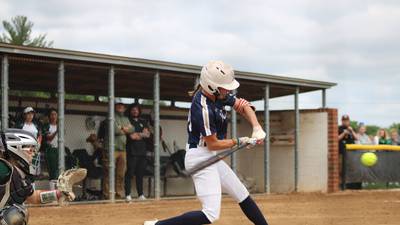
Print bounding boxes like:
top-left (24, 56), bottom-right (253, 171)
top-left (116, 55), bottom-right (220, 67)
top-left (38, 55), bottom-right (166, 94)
top-left (181, 142), bottom-right (251, 177)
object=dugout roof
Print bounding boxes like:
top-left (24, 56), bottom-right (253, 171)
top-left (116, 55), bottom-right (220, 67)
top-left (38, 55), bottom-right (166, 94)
top-left (0, 43), bottom-right (336, 102)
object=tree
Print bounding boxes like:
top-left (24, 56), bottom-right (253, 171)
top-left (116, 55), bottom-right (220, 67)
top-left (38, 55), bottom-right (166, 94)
top-left (366, 125), bottom-right (380, 136)
top-left (348, 120), bottom-right (380, 136)
top-left (350, 120), bottom-right (359, 130)
top-left (0, 15), bottom-right (53, 47)
top-left (389, 123), bottom-right (400, 132)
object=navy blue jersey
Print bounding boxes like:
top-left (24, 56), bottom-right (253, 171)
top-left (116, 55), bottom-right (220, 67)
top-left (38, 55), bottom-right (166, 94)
top-left (187, 91), bottom-right (236, 147)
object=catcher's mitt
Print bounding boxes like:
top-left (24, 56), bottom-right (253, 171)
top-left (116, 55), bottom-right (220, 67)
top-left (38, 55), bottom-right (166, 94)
top-left (57, 168), bottom-right (87, 201)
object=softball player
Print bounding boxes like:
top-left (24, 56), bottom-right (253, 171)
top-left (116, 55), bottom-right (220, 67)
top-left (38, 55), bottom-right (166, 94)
top-left (0, 129), bottom-right (79, 225)
top-left (145, 61), bottom-right (268, 225)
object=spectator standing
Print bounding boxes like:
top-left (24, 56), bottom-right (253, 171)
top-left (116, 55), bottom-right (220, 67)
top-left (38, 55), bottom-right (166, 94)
top-left (356, 123), bottom-right (372, 145)
top-left (389, 129), bottom-right (400, 186)
top-left (374, 129), bottom-right (391, 145)
top-left (124, 103), bottom-right (150, 202)
top-left (338, 114), bottom-right (358, 154)
top-left (389, 129), bottom-right (400, 145)
top-left (338, 114), bottom-right (360, 189)
top-left (15, 106), bottom-right (42, 176)
top-left (15, 107), bottom-right (42, 143)
top-left (103, 98), bottom-right (134, 199)
top-left (42, 108), bottom-right (59, 183)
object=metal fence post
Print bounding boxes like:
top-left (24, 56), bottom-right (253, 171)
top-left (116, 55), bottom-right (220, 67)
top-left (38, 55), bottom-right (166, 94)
top-left (108, 66), bottom-right (115, 202)
top-left (264, 84), bottom-right (270, 193)
top-left (294, 87), bottom-right (300, 192)
top-left (154, 71), bottom-right (161, 200)
top-left (57, 61), bottom-right (65, 173)
top-left (1, 55), bottom-right (9, 130)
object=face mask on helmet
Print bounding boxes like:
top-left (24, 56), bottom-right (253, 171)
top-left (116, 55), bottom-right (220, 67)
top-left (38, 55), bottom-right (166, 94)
top-left (2, 129), bottom-right (39, 175)
top-left (0, 133), bottom-right (5, 154)
top-left (30, 152), bottom-right (41, 175)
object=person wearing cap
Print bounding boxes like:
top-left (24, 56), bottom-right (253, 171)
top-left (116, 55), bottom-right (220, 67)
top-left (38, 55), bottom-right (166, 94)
top-left (338, 114), bottom-right (360, 189)
top-left (15, 107), bottom-right (42, 145)
top-left (338, 115), bottom-right (358, 151)
top-left (15, 106), bottom-right (43, 177)
top-left (103, 98), bottom-right (134, 199)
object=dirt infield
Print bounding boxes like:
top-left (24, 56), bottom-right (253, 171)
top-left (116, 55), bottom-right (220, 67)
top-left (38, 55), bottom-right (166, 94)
top-left (29, 190), bottom-right (400, 225)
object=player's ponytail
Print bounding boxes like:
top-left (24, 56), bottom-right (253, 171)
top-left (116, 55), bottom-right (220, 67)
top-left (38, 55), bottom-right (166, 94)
top-left (188, 84), bottom-right (201, 97)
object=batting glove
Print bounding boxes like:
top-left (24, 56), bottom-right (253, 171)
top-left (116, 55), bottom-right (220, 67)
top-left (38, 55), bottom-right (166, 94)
top-left (237, 137), bottom-right (258, 149)
top-left (251, 126), bottom-right (266, 144)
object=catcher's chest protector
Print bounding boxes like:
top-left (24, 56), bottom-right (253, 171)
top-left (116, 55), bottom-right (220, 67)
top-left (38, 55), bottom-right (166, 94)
top-left (0, 160), bottom-right (34, 207)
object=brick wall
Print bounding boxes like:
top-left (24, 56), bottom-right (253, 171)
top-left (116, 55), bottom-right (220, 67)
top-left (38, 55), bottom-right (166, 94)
top-left (327, 109), bottom-right (339, 192)
top-left (300, 108), bottom-right (339, 192)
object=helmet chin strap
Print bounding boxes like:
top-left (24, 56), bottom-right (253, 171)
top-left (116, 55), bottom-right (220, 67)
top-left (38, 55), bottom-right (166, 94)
top-left (213, 87), bottom-right (233, 101)
top-left (213, 87), bottom-right (221, 98)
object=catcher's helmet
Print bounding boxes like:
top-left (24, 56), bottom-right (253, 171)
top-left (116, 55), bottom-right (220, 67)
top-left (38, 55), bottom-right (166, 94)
top-left (1, 129), bottom-right (39, 175)
top-left (200, 60), bottom-right (240, 96)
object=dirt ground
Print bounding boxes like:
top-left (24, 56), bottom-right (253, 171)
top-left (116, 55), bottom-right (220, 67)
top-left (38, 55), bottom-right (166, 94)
top-left (29, 190), bottom-right (400, 225)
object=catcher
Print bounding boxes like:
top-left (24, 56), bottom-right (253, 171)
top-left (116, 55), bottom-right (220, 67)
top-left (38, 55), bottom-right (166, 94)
top-left (0, 128), bottom-right (87, 225)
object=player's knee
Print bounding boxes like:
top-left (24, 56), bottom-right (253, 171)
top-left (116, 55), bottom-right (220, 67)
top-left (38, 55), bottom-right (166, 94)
top-left (0, 204), bottom-right (29, 225)
top-left (202, 208), bottom-right (220, 223)
top-left (234, 189), bottom-right (250, 203)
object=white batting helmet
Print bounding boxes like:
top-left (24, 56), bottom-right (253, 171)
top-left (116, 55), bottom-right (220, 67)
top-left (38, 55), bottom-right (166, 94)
top-left (200, 60), bottom-right (240, 95)
top-left (1, 129), bottom-right (39, 175)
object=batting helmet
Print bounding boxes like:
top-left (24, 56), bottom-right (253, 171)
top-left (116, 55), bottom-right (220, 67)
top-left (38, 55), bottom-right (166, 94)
top-left (200, 60), bottom-right (240, 96)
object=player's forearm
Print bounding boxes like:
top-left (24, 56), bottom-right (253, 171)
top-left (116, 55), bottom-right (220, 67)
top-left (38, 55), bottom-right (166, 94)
top-left (207, 139), bottom-right (236, 151)
top-left (26, 190), bottom-right (41, 204)
top-left (26, 190), bottom-right (62, 204)
top-left (241, 105), bottom-right (261, 128)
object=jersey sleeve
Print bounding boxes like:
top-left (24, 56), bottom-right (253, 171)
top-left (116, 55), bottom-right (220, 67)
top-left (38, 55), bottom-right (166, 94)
top-left (224, 94), bottom-right (255, 114)
top-left (191, 99), bottom-right (217, 137)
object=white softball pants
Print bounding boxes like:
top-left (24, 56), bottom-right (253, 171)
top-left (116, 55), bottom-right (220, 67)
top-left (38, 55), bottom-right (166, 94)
top-left (185, 146), bottom-right (249, 223)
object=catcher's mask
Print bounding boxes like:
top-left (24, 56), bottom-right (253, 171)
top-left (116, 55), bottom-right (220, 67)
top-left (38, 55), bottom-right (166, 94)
top-left (1, 129), bottom-right (39, 175)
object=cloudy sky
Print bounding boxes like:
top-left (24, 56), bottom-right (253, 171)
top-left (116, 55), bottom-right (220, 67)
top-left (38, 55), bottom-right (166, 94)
top-left (1, 0), bottom-right (399, 127)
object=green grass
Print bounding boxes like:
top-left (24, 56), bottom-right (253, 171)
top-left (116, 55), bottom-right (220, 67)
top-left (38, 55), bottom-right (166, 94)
top-left (362, 182), bottom-right (400, 189)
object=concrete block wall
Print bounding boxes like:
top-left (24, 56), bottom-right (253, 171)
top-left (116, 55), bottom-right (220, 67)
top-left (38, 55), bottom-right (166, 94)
top-left (236, 109), bottom-right (333, 193)
top-left (299, 108), bottom-right (338, 192)
top-left (297, 111), bottom-right (328, 192)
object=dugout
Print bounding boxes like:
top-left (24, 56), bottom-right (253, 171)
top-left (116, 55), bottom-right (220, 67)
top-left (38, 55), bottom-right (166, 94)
top-left (0, 43), bottom-right (337, 200)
